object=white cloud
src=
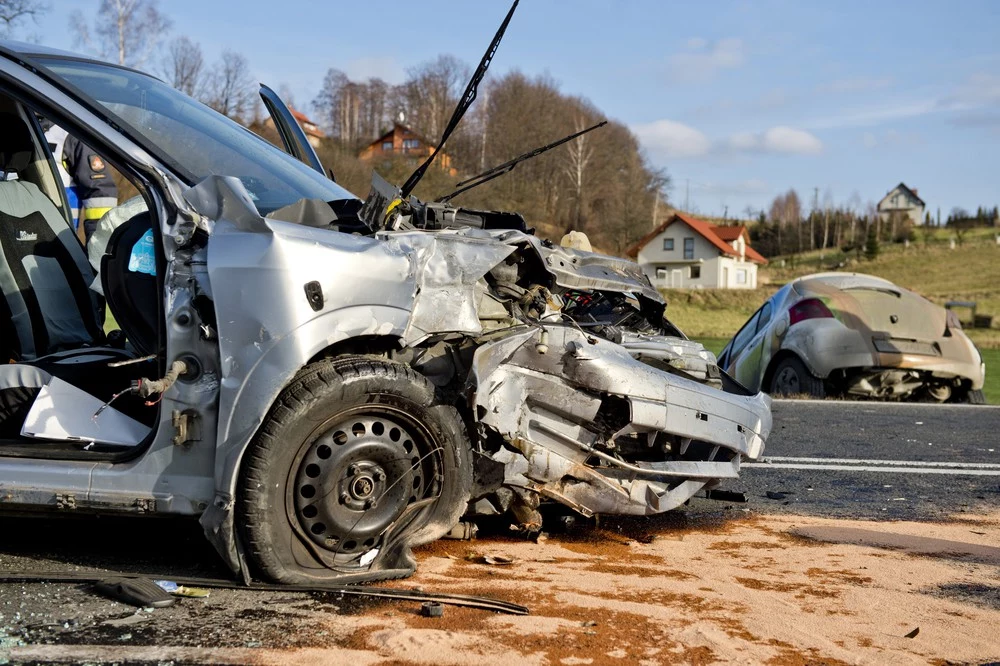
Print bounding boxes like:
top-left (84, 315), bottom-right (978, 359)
top-left (632, 119), bottom-right (711, 158)
top-left (667, 38), bottom-right (745, 81)
top-left (862, 132), bottom-right (878, 148)
top-left (807, 73), bottom-right (998, 131)
top-left (944, 72), bottom-right (1000, 107)
top-left (726, 126), bottom-right (824, 155)
top-left (636, 120), bottom-right (823, 158)
top-left (808, 99), bottom-right (943, 130)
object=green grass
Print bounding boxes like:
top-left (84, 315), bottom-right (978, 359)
top-left (693, 337), bottom-right (730, 357)
top-left (663, 288), bottom-right (775, 339)
top-left (761, 232), bottom-right (1000, 349)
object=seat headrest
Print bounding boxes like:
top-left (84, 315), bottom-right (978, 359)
top-left (0, 112), bottom-right (36, 174)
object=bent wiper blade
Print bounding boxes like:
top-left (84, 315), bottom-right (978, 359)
top-left (398, 0), bottom-right (519, 200)
top-left (436, 120), bottom-right (608, 203)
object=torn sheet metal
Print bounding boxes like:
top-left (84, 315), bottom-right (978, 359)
top-left (378, 229), bottom-right (515, 344)
top-left (471, 324), bottom-right (770, 516)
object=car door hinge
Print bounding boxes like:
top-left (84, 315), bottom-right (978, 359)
top-left (55, 493), bottom-right (76, 510)
top-left (172, 409), bottom-right (201, 447)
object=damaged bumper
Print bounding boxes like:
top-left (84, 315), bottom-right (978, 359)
top-left (471, 325), bottom-right (771, 517)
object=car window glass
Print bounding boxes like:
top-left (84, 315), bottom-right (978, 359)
top-left (730, 310), bottom-right (761, 358)
top-left (756, 302), bottom-right (772, 332)
top-left (39, 58), bottom-right (357, 216)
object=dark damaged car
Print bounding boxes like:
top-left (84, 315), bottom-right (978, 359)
top-left (0, 33), bottom-right (771, 584)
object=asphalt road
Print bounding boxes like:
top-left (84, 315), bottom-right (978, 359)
top-left (1, 399), bottom-right (998, 661)
top-left (727, 399), bottom-right (1000, 521)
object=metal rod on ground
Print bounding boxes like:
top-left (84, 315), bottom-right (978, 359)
top-left (0, 572), bottom-right (530, 615)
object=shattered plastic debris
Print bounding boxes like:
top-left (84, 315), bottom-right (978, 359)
top-left (420, 601), bottom-right (444, 618)
top-left (153, 580), bottom-right (211, 598)
top-left (466, 552), bottom-right (516, 565)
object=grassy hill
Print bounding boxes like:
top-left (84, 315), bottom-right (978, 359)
top-left (661, 226), bottom-right (1000, 403)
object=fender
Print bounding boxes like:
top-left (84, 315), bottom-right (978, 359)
top-left (200, 303), bottom-right (410, 576)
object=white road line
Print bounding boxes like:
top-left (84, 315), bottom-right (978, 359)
top-left (771, 398), bottom-right (1000, 409)
top-left (743, 462), bottom-right (1000, 476)
top-left (761, 456), bottom-right (1000, 470)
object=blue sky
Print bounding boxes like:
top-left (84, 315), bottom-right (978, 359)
top-left (23, 0), bottom-right (1000, 218)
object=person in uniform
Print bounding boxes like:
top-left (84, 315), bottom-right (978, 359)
top-left (62, 134), bottom-right (118, 244)
top-left (41, 119), bottom-right (81, 229)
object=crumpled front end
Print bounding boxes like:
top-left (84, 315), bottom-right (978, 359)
top-left (468, 324), bottom-right (771, 520)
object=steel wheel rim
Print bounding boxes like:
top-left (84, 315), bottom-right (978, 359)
top-left (291, 407), bottom-right (440, 558)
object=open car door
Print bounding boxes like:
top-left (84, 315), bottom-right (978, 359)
top-left (258, 84), bottom-right (327, 177)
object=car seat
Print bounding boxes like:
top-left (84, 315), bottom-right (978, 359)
top-left (0, 113), bottom-right (157, 437)
top-left (0, 112), bottom-right (104, 360)
top-left (100, 210), bottom-right (160, 357)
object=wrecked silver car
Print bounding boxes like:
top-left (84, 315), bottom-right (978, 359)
top-left (718, 273), bottom-right (986, 403)
top-left (0, 26), bottom-right (770, 585)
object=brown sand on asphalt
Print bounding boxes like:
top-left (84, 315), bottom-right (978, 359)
top-left (9, 510), bottom-right (1000, 665)
top-left (360, 510), bottom-right (1000, 665)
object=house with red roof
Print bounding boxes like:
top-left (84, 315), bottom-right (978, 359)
top-left (358, 122), bottom-right (457, 176)
top-left (625, 212), bottom-right (768, 289)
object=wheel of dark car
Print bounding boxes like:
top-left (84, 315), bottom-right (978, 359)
top-left (769, 356), bottom-right (825, 398)
top-left (237, 356), bottom-right (472, 584)
top-left (964, 389), bottom-right (986, 405)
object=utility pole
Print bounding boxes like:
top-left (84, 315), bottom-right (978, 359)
top-left (684, 178), bottom-right (689, 212)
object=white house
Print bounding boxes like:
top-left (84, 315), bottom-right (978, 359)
top-left (877, 182), bottom-right (925, 226)
top-left (626, 213), bottom-right (768, 289)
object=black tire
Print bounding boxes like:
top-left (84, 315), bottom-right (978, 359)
top-left (769, 356), bottom-right (825, 398)
top-left (238, 356), bottom-right (472, 584)
top-left (965, 389), bottom-right (986, 405)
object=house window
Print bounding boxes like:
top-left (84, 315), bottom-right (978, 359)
top-left (382, 141), bottom-right (393, 151)
top-left (736, 269), bottom-right (747, 284)
top-left (683, 238), bottom-right (694, 260)
top-left (402, 139), bottom-right (420, 150)
top-left (689, 265), bottom-right (700, 279)
top-left (663, 238), bottom-right (674, 251)
top-left (655, 268), bottom-right (668, 281)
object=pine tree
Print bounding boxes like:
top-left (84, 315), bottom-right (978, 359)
top-left (865, 224), bottom-right (880, 260)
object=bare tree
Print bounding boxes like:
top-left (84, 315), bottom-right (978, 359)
top-left (397, 55), bottom-right (468, 140)
top-left (203, 51), bottom-right (255, 121)
top-left (0, 0), bottom-right (45, 35)
top-left (846, 191), bottom-right (862, 247)
top-left (769, 192), bottom-right (785, 254)
top-left (820, 187), bottom-right (834, 256)
top-left (785, 188), bottom-right (802, 253)
top-left (313, 70), bottom-right (394, 148)
top-left (562, 114), bottom-right (594, 231)
top-left (72, 0), bottom-right (171, 67)
top-left (161, 36), bottom-right (203, 97)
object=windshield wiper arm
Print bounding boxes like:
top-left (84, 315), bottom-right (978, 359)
top-left (436, 120), bottom-right (608, 203)
top-left (398, 0), bottom-right (518, 201)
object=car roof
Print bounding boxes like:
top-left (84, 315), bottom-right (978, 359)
top-left (0, 39), bottom-right (88, 60)
top-left (0, 39), bottom-right (151, 77)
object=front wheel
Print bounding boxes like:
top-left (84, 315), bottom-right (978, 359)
top-left (964, 389), bottom-right (986, 405)
top-left (238, 356), bottom-right (472, 584)
top-left (769, 356), bottom-right (825, 398)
